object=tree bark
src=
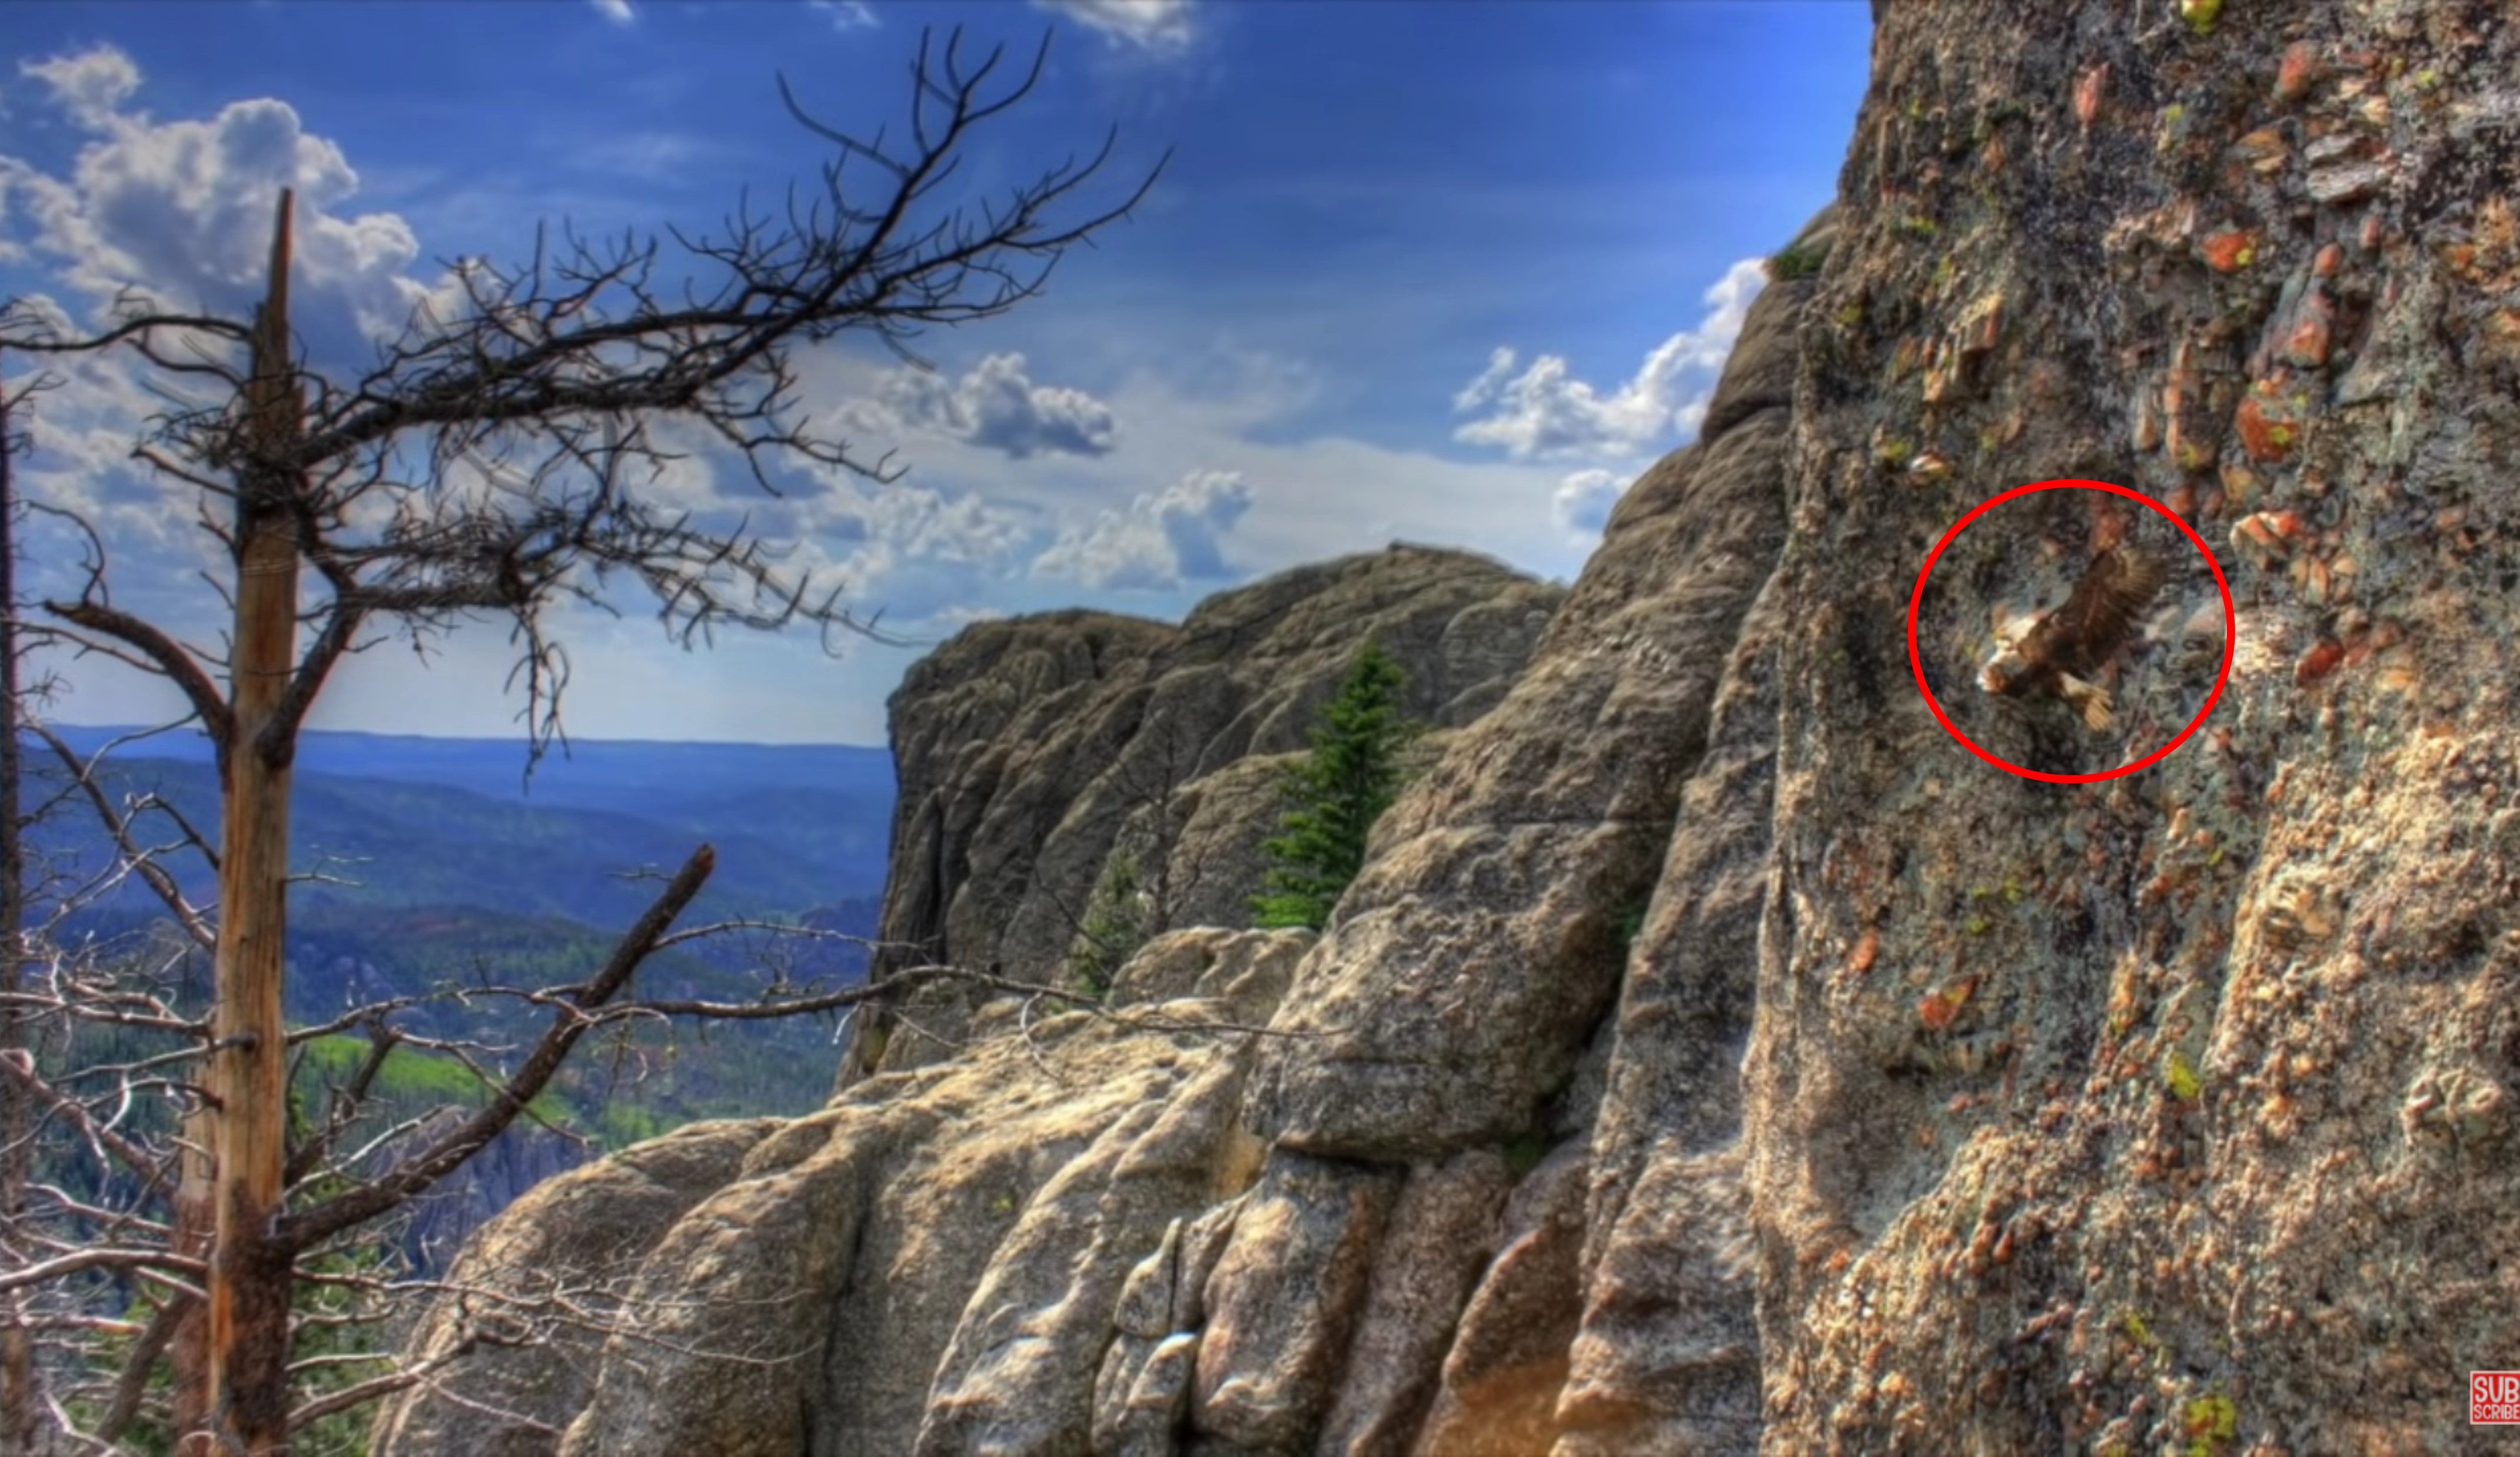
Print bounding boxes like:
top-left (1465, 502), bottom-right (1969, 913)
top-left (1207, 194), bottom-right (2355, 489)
top-left (205, 188), bottom-right (302, 1456)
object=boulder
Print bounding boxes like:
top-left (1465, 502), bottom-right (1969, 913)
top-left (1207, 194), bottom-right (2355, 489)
top-left (845, 546), bottom-right (1564, 1091)
top-left (368, 1118), bottom-right (778, 1455)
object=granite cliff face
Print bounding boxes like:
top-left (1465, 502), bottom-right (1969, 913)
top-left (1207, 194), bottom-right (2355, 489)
top-left (387, 3), bottom-right (2520, 1451)
top-left (1754, 3), bottom-right (2520, 1449)
top-left (839, 546), bottom-right (1562, 1083)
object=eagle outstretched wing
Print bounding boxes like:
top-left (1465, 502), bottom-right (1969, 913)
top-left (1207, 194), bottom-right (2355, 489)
top-left (2020, 546), bottom-right (2167, 678)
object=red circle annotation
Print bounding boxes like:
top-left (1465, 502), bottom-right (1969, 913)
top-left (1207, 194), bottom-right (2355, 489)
top-left (1904, 478), bottom-right (2236, 785)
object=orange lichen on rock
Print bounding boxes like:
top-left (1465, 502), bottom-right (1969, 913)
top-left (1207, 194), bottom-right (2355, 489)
top-left (1920, 977), bottom-right (1976, 1032)
top-left (2201, 231), bottom-right (2259, 273)
top-left (2235, 385), bottom-right (2302, 462)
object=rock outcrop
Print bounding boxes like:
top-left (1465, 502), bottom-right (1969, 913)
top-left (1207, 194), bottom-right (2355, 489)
top-left (391, 4), bottom-right (2520, 1451)
top-left (880, 553), bottom-right (1555, 965)
top-left (378, 928), bottom-right (1306, 1457)
top-left (840, 544), bottom-right (1560, 1083)
top-left (371, 1117), bottom-right (781, 1455)
top-left (1750, 4), bottom-right (2520, 1451)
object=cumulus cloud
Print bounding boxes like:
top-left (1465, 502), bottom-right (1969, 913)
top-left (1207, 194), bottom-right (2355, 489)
top-left (1030, 0), bottom-right (1194, 52)
top-left (825, 479), bottom-right (1036, 569)
top-left (810, 482), bottom-right (1047, 627)
top-left (1032, 469), bottom-right (1251, 590)
top-left (590, 0), bottom-right (636, 24)
top-left (847, 352), bottom-right (1119, 460)
top-left (1551, 468), bottom-right (1627, 537)
top-left (1452, 256), bottom-right (1767, 461)
top-left (2, 45), bottom-right (439, 364)
top-left (1451, 347), bottom-right (1520, 416)
top-left (1, 321), bottom-right (240, 680)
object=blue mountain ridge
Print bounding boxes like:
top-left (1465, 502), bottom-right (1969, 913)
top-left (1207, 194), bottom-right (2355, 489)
top-left (29, 724), bottom-right (896, 1009)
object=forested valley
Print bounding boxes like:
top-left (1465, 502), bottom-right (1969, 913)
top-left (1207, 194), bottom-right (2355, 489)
top-left (28, 726), bottom-right (889, 1267)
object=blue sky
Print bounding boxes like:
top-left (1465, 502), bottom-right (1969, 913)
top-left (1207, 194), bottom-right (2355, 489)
top-left (1, 0), bottom-right (1869, 745)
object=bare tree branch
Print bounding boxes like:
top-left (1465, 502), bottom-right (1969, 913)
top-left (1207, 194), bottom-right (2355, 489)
top-left (37, 600), bottom-right (235, 757)
top-left (285, 844), bottom-right (716, 1250)
top-left (27, 723), bottom-right (217, 950)
top-left (0, 1047), bottom-right (177, 1197)
top-left (0, 1246), bottom-right (206, 1297)
top-left (286, 1337), bottom-right (476, 1433)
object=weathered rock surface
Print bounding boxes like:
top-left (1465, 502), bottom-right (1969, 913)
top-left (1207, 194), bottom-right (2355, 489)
top-left (1747, 4), bottom-right (2520, 1451)
top-left (1238, 237), bottom-right (1811, 1159)
top-left (370, 1118), bottom-right (779, 1455)
top-left (1189, 1150), bottom-right (1399, 1451)
top-left (856, 545), bottom-right (1564, 1011)
top-left (567, 966), bottom-right (1296, 1455)
top-left (1411, 1142), bottom-right (1590, 1457)
top-left (396, 5), bottom-right (2520, 1451)
top-left (1313, 1148), bottom-right (1511, 1455)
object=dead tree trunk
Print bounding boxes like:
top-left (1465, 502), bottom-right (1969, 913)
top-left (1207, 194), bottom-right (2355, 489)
top-left (205, 188), bottom-right (302, 1456)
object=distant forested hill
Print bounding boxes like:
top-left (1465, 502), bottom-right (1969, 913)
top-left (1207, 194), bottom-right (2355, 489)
top-left (24, 726), bottom-right (896, 1258)
top-left (33, 724), bottom-right (894, 1001)
top-left (39, 724), bottom-right (893, 910)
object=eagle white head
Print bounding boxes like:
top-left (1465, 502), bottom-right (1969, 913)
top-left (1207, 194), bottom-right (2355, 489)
top-left (1977, 601), bottom-right (2041, 696)
top-left (1977, 642), bottom-right (2030, 696)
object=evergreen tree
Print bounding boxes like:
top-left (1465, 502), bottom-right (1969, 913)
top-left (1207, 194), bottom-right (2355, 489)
top-left (1250, 642), bottom-right (1419, 931)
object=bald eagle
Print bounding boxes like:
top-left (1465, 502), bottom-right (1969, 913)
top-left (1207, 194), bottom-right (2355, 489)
top-left (1977, 545), bottom-right (2167, 731)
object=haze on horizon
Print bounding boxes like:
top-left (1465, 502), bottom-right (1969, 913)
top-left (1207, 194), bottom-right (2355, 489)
top-left (0, 0), bottom-right (1868, 746)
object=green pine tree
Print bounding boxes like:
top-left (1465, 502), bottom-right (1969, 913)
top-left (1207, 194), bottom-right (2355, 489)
top-left (1249, 641), bottom-right (1419, 931)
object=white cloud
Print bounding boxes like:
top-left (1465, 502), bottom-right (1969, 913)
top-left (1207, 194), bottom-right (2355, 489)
top-left (846, 352), bottom-right (1119, 460)
top-left (1031, 0), bottom-right (1194, 52)
top-left (2, 45), bottom-right (440, 365)
top-left (18, 47), bottom-right (139, 128)
top-left (739, 462), bottom-right (1043, 628)
top-left (590, 0), bottom-right (637, 25)
top-left (806, 0), bottom-right (881, 29)
top-left (1452, 346), bottom-right (1519, 414)
top-left (1551, 468), bottom-right (1627, 537)
top-left (1032, 469), bottom-right (1251, 590)
top-left (826, 477), bottom-right (1037, 570)
top-left (1452, 256), bottom-right (1767, 461)
top-left (8, 331), bottom-right (221, 564)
